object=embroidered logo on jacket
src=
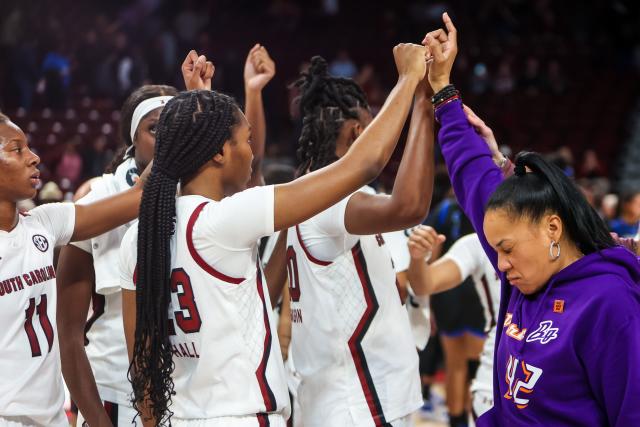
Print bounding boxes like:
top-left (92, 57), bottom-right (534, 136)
top-left (526, 320), bottom-right (559, 344)
top-left (503, 312), bottom-right (527, 341)
top-left (553, 299), bottom-right (565, 313)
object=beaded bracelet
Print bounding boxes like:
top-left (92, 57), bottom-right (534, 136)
top-left (431, 84), bottom-right (460, 106)
top-left (434, 94), bottom-right (460, 111)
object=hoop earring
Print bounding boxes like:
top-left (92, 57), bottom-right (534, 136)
top-left (549, 240), bottom-right (561, 260)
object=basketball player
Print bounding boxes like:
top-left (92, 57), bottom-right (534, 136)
top-left (407, 228), bottom-right (499, 419)
top-left (0, 112), bottom-right (150, 427)
top-left (58, 45), bottom-right (276, 426)
top-left (282, 55), bottom-right (434, 427)
top-left (56, 84), bottom-right (178, 427)
top-left (425, 13), bottom-right (640, 425)
top-left (119, 44), bottom-right (428, 426)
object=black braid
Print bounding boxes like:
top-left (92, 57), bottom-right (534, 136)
top-left (106, 85), bottom-right (179, 174)
top-left (130, 90), bottom-right (240, 426)
top-left (293, 56), bottom-right (369, 174)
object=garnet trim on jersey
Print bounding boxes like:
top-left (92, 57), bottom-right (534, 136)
top-left (104, 401), bottom-right (119, 425)
top-left (84, 285), bottom-right (106, 346)
top-left (348, 242), bottom-right (388, 426)
top-left (187, 202), bottom-right (245, 284)
top-left (295, 225), bottom-right (332, 266)
top-left (480, 275), bottom-right (497, 329)
top-left (255, 268), bottom-right (277, 413)
top-left (256, 413), bottom-right (270, 427)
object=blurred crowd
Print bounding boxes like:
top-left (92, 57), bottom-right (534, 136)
top-left (2, 0), bottom-right (640, 238)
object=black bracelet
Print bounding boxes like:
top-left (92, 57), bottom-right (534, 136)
top-left (431, 84), bottom-right (460, 107)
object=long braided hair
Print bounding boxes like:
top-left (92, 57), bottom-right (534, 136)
top-left (106, 84), bottom-right (178, 173)
top-left (131, 90), bottom-right (240, 425)
top-left (293, 56), bottom-right (369, 175)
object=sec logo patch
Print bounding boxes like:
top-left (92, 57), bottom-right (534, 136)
top-left (32, 234), bottom-right (49, 252)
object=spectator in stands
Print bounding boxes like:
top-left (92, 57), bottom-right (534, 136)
top-left (174, 0), bottom-right (209, 50)
top-left (55, 137), bottom-right (83, 188)
top-left (579, 149), bottom-right (605, 179)
top-left (470, 62), bottom-right (490, 94)
top-left (601, 193), bottom-right (619, 221)
top-left (610, 190), bottom-right (640, 237)
top-left (519, 56), bottom-right (543, 96)
top-left (42, 41), bottom-right (71, 109)
top-left (10, 39), bottom-right (39, 110)
top-left (545, 60), bottom-right (566, 95)
top-left (38, 181), bottom-right (63, 205)
top-left (82, 134), bottom-right (114, 178)
top-left (493, 60), bottom-right (515, 94)
top-left (329, 49), bottom-right (358, 78)
top-left (75, 30), bottom-right (103, 97)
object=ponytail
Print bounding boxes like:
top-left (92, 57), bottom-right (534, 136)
top-left (487, 151), bottom-right (615, 254)
top-left (293, 56), bottom-right (369, 174)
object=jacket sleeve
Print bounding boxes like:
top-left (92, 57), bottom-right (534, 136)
top-left (435, 98), bottom-right (503, 271)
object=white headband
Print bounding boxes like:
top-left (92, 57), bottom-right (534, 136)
top-left (129, 96), bottom-right (174, 143)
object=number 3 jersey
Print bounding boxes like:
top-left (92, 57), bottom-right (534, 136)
top-left (119, 187), bottom-right (290, 420)
top-left (0, 203), bottom-right (75, 427)
top-left (285, 187), bottom-right (422, 427)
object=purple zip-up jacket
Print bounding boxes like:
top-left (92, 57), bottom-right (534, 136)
top-left (436, 98), bottom-right (640, 426)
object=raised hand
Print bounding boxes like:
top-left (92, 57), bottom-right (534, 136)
top-left (611, 232), bottom-right (640, 256)
top-left (422, 12), bottom-right (458, 92)
top-left (244, 44), bottom-right (276, 92)
top-left (416, 62), bottom-right (435, 101)
top-left (182, 50), bottom-right (215, 91)
top-left (393, 43), bottom-right (428, 82)
top-left (408, 225), bottom-right (446, 260)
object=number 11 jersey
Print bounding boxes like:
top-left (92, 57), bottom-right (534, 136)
top-left (0, 203), bottom-right (75, 426)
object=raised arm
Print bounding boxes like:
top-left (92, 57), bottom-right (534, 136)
top-left (273, 44), bottom-right (427, 231)
top-left (423, 13), bottom-right (502, 266)
top-left (343, 70), bottom-right (435, 235)
top-left (463, 105), bottom-right (514, 178)
top-left (182, 50), bottom-right (215, 91)
top-left (243, 44), bottom-right (275, 187)
top-left (57, 246), bottom-right (113, 427)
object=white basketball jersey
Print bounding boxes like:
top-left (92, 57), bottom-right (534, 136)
top-left (0, 203), bottom-right (75, 426)
top-left (442, 233), bottom-right (500, 333)
top-left (72, 158), bottom-right (138, 405)
top-left (441, 234), bottom-right (500, 398)
top-left (382, 229), bottom-right (431, 350)
top-left (285, 188), bottom-right (422, 427)
top-left (120, 187), bottom-right (290, 421)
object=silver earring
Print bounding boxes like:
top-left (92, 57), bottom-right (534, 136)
top-left (549, 240), bottom-right (561, 260)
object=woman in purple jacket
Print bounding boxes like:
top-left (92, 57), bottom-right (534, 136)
top-left (423, 13), bottom-right (640, 426)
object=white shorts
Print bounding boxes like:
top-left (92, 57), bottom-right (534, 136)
top-left (471, 389), bottom-right (493, 419)
top-left (171, 413), bottom-right (286, 427)
top-left (0, 415), bottom-right (65, 427)
top-left (77, 401), bottom-right (138, 426)
top-left (389, 414), bottom-right (412, 427)
top-left (316, 413), bottom-right (412, 427)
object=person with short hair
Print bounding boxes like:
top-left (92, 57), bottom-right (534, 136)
top-left (0, 111), bottom-right (149, 427)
